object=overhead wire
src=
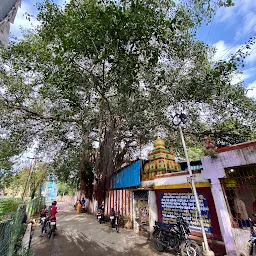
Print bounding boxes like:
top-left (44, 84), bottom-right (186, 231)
top-left (219, 23), bottom-right (256, 60)
top-left (205, 4), bottom-right (217, 44)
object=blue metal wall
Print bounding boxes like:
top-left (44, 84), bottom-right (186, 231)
top-left (111, 160), bottom-right (141, 189)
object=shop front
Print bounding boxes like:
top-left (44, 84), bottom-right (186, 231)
top-left (201, 141), bottom-right (256, 256)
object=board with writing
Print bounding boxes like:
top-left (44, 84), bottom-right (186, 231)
top-left (160, 192), bottom-right (213, 234)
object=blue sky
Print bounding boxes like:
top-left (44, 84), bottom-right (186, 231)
top-left (10, 0), bottom-right (256, 98)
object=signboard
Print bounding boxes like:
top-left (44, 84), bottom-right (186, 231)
top-left (160, 192), bottom-right (213, 234)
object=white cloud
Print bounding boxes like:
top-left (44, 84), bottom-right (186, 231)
top-left (213, 40), bottom-right (256, 66)
top-left (247, 80), bottom-right (256, 98)
top-left (10, 0), bottom-right (70, 39)
top-left (235, 11), bottom-right (256, 41)
top-left (216, 0), bottom-right (256, 40)
top-left (212, 40), bottom-right (240, 62)
top-left (57, 0), bottom-right (70, 5)
top-left (231, 67), bottom-right (256, 85)
top-left (10, 1), bottom-right (40, 39)
top-left (244, 48), bottom-right (256, 64)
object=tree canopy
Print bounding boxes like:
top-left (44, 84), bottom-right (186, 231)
top-left (0, 0), bottom-right (255, 202)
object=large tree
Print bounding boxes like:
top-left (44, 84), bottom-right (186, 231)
top-left (0, 0), bottom-right (255, 202)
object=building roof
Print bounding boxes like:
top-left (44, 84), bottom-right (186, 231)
top-left (0, 0), bottom-right (21, 47)
top-left (215, 141), bottom-right (256, 153)
top-left (0, 0), bottom-right (18, 21)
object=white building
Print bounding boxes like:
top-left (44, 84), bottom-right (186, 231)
top-left (0, 0), bottom-right (21, 47)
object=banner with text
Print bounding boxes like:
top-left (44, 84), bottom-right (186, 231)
top-left (160, 192), bottom-right (213, 234)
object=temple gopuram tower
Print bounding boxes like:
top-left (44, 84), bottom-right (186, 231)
top-left (142, 137), bottom-right (181, 180)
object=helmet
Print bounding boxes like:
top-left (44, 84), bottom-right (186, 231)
top-left (52, 200), bottom-right (57, 206)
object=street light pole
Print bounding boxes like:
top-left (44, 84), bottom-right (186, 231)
top-left (179, 125), bottom-right (214, 256)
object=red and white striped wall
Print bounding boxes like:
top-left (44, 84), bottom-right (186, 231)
top-left (105, 189), bottom-right (132, 216)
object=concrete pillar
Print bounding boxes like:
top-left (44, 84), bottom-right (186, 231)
top-left (210, 178), bottom-right (237, 256)
top-left (133, 193), bottom-right (140, 232)
top-left (148, 190), bottom-right (158, 234)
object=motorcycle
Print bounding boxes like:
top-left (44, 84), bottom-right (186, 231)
top-left (45, 217), bottom-right (57, 239)
top-left (97, 209), bottom-right (104, 224)
top-left (39, 209), bottom-right (48, 225)
top-left (110, 212), bottom-right (115, 228)
top-left (115, 211), bottom-right (121, 233)
top-left (247, 213), bottom-right (256, 255)
top-left (152, 216), bottom-right (202, 256)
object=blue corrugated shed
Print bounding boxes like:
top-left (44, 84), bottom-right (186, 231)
top-left (111, 160), bottom-right (141, 189)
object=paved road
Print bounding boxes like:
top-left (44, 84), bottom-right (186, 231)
top-left (30, 203), bottom-right (173, 256)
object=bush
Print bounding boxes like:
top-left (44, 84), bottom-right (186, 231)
top-left (0, 198), bottom-right (23, 215)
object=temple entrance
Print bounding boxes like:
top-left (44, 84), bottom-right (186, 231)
top-left (134, 190), bottom-right (149, 232)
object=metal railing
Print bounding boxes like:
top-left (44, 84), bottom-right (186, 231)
top-left (0, 197), bottom-right (44, 256)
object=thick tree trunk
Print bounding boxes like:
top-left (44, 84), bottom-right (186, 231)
top-left (79, 148), bottom-right (87, 194)
top-left (94, 116), bottom-right (116, 203)
top-left (79, 132), bottom-right (94, 197)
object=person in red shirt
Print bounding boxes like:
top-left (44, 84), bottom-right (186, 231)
top-left (40, 201), bottom-right (58, 236)
top-left (49, 201), bottom-right (58, 219)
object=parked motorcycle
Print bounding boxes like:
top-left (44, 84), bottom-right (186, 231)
top-left (97, 209), bottom-right (104, 224)
top-left (152, 216), bottom-right (202, 256)
top-left (247, 213), bottom-right (256, 255)
top-left (110, 209), bottom-right (115, 228)
top-left (115, 211), bottom-right (121, 233)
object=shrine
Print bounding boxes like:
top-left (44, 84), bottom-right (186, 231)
top-left (142, 137), bottom-right (181, 180)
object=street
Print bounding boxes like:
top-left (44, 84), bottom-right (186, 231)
top-left (30, 203), bottom-right (173, 256)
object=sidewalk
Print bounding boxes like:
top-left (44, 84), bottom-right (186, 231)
top-left (30, 203), bottom-right (173, 256)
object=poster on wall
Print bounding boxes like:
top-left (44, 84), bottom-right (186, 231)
top-left (138, 200), bottom-right (149, 224)
top-left (160, 192), bottom-right (213, 234)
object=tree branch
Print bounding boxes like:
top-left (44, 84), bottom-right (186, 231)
top-left (9, 104), bottom-right (81, 123)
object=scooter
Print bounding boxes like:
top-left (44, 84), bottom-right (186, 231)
top-left (97, 209), bottom-right (104, 224)
top-left (110, 214), bottom-right (115, 228)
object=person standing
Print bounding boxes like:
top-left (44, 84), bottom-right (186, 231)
top-left (81, 198), bottom-right (86, 213)
top-left (234, 195), bottom-right (249, 227)
top-left (77, 200), bottom-right (82, 213)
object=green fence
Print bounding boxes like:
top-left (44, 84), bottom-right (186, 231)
top-left (0, 197), bottom-right (44, 256)
top-left (26, 198), bottom-right (40, 219)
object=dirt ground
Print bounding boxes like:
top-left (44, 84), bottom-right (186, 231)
top-left (30, 203), bottom-right (174, 256)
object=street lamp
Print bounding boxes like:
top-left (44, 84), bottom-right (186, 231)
top-left (172, 113), bottom-right (214, 256)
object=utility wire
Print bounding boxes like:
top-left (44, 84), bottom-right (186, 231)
top-left (205, 10), bottom-right (216, 44)
top-left (219, 23), bottom-right (256, 60)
